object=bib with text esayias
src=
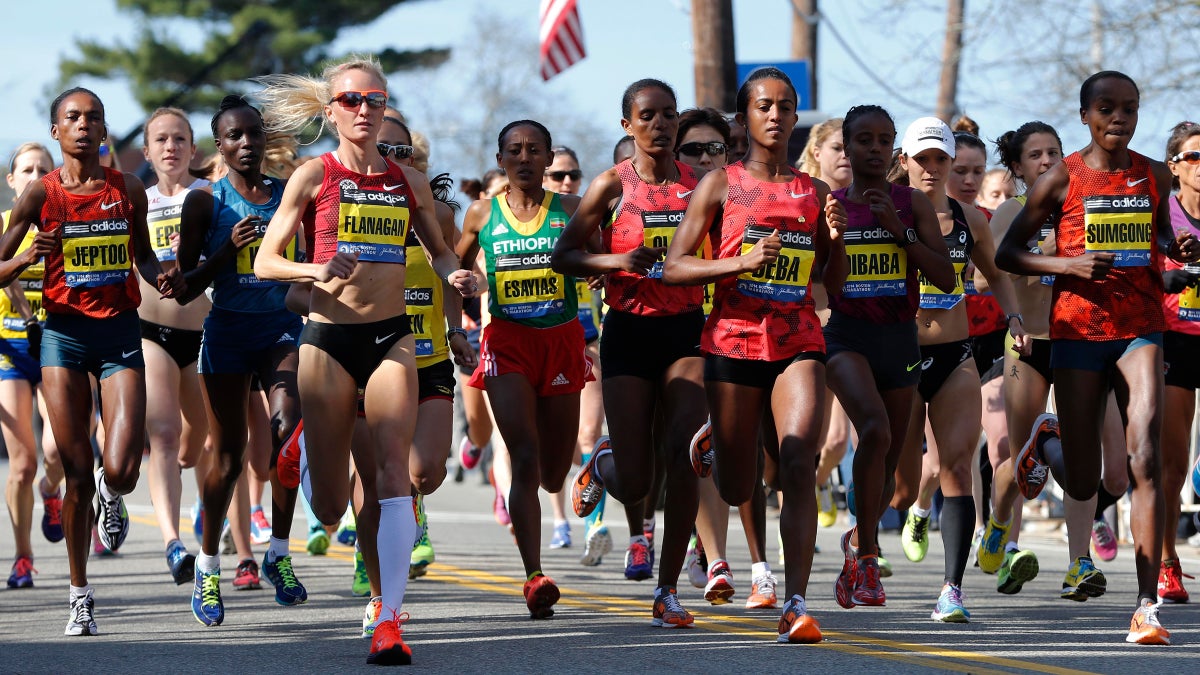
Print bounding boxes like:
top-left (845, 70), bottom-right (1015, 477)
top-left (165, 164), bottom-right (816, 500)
top-left (336, 178), bottom-right (410, 263)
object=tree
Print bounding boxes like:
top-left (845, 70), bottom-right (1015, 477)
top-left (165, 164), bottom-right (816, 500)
top-left (56, 0), bottom-right (450, 118)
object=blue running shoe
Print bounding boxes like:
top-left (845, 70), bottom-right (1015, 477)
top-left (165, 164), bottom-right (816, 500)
top-left (7, 556), bottom-right (35, 589)
top-left (624, 540), bottom-right (654, 581)
top-left (549, 522), bottom-right (571, 549)
top-left (931, 583), bottom-right (970, 623)
top-left (336, 507), bottom-right (357, 547)
top-left (263, 553), bottom-right (308, 606)
top-left (191, 566), bottom-right (224, 627)
top-left (166, 540), bottom-right (196, 586)
top-left (41, 488), bottom-right (64, 543)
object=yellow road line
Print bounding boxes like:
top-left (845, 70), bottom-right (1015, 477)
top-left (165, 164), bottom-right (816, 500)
top-left (142, 515), bottom-right (1094, 675)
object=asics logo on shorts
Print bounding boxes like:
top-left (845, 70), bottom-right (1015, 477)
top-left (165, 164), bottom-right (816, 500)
top-left (375, 332), bottom-right (396, 345)
top-left (921, 357), bottom-right (934, 371)
top-left (551, 372), bottom-right (570, 386)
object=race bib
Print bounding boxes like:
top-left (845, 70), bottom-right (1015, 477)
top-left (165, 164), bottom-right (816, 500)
top-left (336, 180), bottom-right (409, 263)
top-left (1083, 194), bottom-right (1153, 267)
top-left (1179, 282), bottom-right (1200, 322)
top-left (641, 209), bottom-right (685, 278)
top-left (919, 236), bottom-right (967, 309)
top-left (843, 232), bottom-right (907, 298)
top-left (61, 219), bottom-right (132, 288)
top-left (494, 252), bottom-right (566, 319)
top-left (235, 219), bottom-right (297, 286)
top-left (575, 279), bottom-right (594, 326)
top-left (736, 225), bottom-right (814, 303)
top-left (148, 202), bottom-right (182, 262)
top-left (404, 286), bottom-right (436, 356)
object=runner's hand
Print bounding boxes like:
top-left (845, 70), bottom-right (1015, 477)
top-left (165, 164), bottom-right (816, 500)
top-left (157, 266), bottom-right (185, 299)
top-left (448, 268), bottom-right (478, 297)
top-left (317, 251), bottom-right (357, 282)
top-left (1162, 269), bottom-right (1200, 294)
top-left (230, 216), bottom-right (261, 250)
top-left (621, 246), bottom-right (665, 276)
top-left (1064, 252), bottom-right (1113, 280)
top-left (825, 194), bottom-right (847, 241)
top-left (741, 229), bottom-right (781, 272)
top-left (449, 331), bottom-right (478, 369)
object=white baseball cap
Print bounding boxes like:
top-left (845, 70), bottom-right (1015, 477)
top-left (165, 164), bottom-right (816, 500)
top-left (901, 117), bottom-right (955, 159)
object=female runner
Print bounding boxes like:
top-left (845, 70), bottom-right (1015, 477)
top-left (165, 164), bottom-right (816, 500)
top-left (555, 78), bottom-right (704, 628)
top-left (253, 57), bottom-right (473, 665)
top-left (0, 87), bottom-right (183, 635)
top-left (664, 67), bottom-right (847, 642)
top-left (996, 70), bottom-right (1196, 645)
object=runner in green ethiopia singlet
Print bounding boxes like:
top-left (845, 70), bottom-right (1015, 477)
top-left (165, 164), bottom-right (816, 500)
top-left (479, 191), bottom-right (577, 328)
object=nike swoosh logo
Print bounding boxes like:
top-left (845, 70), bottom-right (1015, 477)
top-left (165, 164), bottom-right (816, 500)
top-left (905, 360), bottom-right (921, 372)
top-left (375, 333), bottom-right (396, 344)
top-left (1126, 177), bottom-right (1149, 187)
top-left (121, 349), bottom-right (139, 359)
top-left (788, 190), bottom-right (810, 199)
top-left (100, 201), bottom-right (120, 211)
top-left (677, 190), bottom-right (693, 199)
top-left (383, 183), bottom-right (402, 191)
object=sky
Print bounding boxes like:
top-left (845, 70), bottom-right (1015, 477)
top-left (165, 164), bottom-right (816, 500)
top-left (1, 0), bottom-right (1190, 186)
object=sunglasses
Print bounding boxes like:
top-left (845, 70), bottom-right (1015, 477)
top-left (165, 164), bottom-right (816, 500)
top-left (377, 143), bottom-right (414, 160)
top-left (1171, 150), bottom-right (1200, 164)
top-left (677, 141), bottom-right (727, 158)
top-left (329, 90), bottom-right (388, 110)
top-left (545, 169), bottom-right (582, 182)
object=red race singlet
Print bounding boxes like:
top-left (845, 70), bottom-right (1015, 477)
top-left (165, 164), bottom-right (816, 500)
top-left (309, 153), bottom-right (416, 266)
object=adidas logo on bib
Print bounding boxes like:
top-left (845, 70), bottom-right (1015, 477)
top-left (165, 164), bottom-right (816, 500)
top-left (551, 372), bottom-right (570, 386)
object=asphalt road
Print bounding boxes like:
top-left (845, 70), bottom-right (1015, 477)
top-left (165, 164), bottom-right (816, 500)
top-left (1, 459), bottom-right (1198, 673)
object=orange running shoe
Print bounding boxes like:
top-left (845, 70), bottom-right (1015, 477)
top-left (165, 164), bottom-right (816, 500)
top-left (277, 419), bottom-right (304, 490)
top-left (745, 573), bottom-right (778, 609)
top-left (1016, 413), bottom-right (1057, 500)
top-left (571, 437), bottom-right (608, 518)
top-left (689, 419), bottom-right (714, 478)
top-left (1125, 600), bottom-right (1170, 645)
top-left (1157, 559), bottom-right (1192, 604)
top-left (367, 610), bottom-right (413, 665)
top-left (651, 587), bottom-right (694, 628)
top-left (523, 574), bottom-right (560, 620)
top-left (777, 595), bottom-right (822, 643)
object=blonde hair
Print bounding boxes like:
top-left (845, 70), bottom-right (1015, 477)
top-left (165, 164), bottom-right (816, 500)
top-left (797, 117), bottom-right (843, 177)
top-left (262, 131), bottom-right (303, 179)
top-left (142, 107), bottom-right (194, 147)
top-left (411, 131), bottom-right (431, 174)
top-left (8, 142), bottom-right (53, 174)
top-left (256, 55), bottom-right (388, 142)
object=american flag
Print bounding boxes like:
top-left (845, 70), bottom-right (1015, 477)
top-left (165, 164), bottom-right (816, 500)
top-left (539, 0), bottom-right (586, 81)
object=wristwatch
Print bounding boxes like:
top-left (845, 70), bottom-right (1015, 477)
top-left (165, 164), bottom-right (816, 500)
top-left (446, 327), bottom-right (468, 343)
top-left (897, 228), bottom-right (918, 247)
top-left (1006, 313), bottom-right (1023, 325)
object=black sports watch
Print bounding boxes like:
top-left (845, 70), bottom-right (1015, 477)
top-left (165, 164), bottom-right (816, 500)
top-left (896, 228), bottom-right (918, 247)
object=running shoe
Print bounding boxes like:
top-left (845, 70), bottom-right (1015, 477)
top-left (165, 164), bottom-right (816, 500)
top-left (1061, 556), bottom-right (1106, 601)
top-left (1015, 413), bottom-right (1057, 499)
top-left (191, 566), bottom-right (223, 627)
top-left (362, 596), bottom-right (382, 638)
top-left (816, 478), bottom-right (837, 528)
top-left (190, 500), bottom-right (203, 546)
top-left (1192, 449), bottom-right (1200, 499)
top-left (777, 595), bottom-right (822, 643)
top-left (684, 533), bottom-right (707, 588)
top-left (277, 419), bottom-right (303, 490)
top-left (572, 437), bottom-right (609, 518)
top-left (41, 487), bottom-right (64, 543)
top-left (1126, 599), bottom-right (1170, 645)
top-left (166, 540), bottom-right (196, 585)
top-left (91, 527), bottom-right (113, 557)
top-left (930, 583), bottom-right (970, 623)
top-left (877, 552), bottom-right (893, 578)
top-left (249, 505), bottom-right (273, 545)
top-left (410, 527), bottom-right (435, 579)
top-left (490, 469), bottom-right (512, 531)
top-left (689, 419), bottom-right (714, 478)
top-left (834, 529), bottom-right (857, 609)
top-left (353, 551), bottom-right (371, 595)
top-left (643, 517), bottom-right (656, 549)
top-left (459, 436), bottom-right (484, 471)
top-left (853, 556), bottom-right (886, 606)
top-left (1157, 559), bottom-right (1192, 604)
top-left (901, 511), bottom-right (931, 563)
top-left (337, 506), bottom-right (357, 547)
top-left (367, 610), bottom-right (413, 665)
top-left (976, 515), bottom-right (1010, 574)
top-left (65, 589), bottom-right (98, 636)
top-left (997, 549), bottom-right (1039, 595)
top-left (307, 526), bottom-right (330, 556)
top-left (704, 560), bottom-right (735, 604)
top-left (580, 524), bottom-right (612, 567)
top-left (550, 521), bottom-right (572, 549)
top-left (233, 558), bottom-right (261, 590)
top-left (7, 556), bottom-right (35, 589)
top-left (262, 553), bottom-right (308, 606)
top-left (625, 540), bottom-right (654, 581)
top-left (1090, 518), bottom-right (1118, 562)
top-left (93, 468), bottom-right (129, 552)
top-left (970, 526), bottom-right (984, 568)
top-left (846, 481), bottom-right (856, 517)
top-left (745, 573), bottom-right (779, 609)
top-left (523, 574), bottom-right (560, 619)
top-left (220, 520), bottom-right (234, 555)
top-left (651, 587), bottom-right (695, 628)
